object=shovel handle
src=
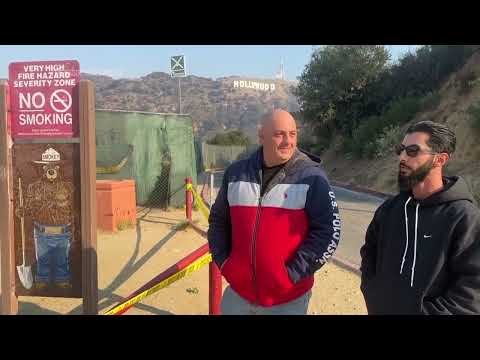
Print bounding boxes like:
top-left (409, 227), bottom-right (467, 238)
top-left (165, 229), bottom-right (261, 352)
top-left (18, 177), bottom-right (26, 265)
top-left (19, 177), bottom-right (23, 207)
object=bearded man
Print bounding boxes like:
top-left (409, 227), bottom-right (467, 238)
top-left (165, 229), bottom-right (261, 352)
top-left (360, 121), bottom-right (480, 315)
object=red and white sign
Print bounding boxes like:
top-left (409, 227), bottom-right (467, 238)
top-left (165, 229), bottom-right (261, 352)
top-left (8, 60), bottom-right (80, 138)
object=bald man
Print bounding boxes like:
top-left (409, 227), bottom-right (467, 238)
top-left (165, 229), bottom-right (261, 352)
top-left (208, 110), bottom-right (341, 315)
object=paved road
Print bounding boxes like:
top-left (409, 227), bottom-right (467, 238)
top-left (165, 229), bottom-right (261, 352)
top-left (332, 186), bottom-right (385, 268)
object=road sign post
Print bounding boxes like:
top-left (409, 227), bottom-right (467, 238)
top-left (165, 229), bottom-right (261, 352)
top-left (178, 78), bottom-right (182, 114)
top-left (79, 80), bottom-right (98, 315)
top-left (170, 55), bottom-right (186, 114)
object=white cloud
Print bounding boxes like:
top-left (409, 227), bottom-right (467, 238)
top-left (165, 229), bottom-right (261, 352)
top-left (81, 68), bottom-right (132, 79)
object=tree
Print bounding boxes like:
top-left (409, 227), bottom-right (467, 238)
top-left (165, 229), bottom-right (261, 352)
top-left (387, 46), bottom-right (474, 99)
top-left (207, 129), bottom-right (251, 146)
top-left (294, 45), bottom-right (390, 137)
top-left (294, 45), bottom-right (475, 158)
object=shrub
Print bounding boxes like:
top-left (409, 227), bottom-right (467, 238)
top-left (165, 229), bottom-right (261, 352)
top-left (374, 125), bottom-right (403, 159)
top-left (421, 91), bottom-right (442, 112)
top-left (117, 218), bottom-right (134, 231)
top-left (467, 102), bottom-right (480, 129)
top-left (344, 116), bottom-right (385, 158)
top-left (207, 130), bottom-right (251, 146)
top-left (381, 96), bottom-right (421, 127)
top-left (463, 175), bottom-right (480, 206)
top-left (457, 71), bottom-right (478, 95)
top-left (343, 96), bottom-right (421, 159)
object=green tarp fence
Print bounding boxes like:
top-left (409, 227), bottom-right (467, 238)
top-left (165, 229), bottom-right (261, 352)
top-left (96, 110), bottom-right (197, 207)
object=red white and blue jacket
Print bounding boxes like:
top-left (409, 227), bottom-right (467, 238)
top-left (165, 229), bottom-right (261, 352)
top-left (208, 147), bottom-right (341, 307)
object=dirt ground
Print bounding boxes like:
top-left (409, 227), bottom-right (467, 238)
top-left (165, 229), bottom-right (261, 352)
top-left (9, 207), bottom-right (366, 315)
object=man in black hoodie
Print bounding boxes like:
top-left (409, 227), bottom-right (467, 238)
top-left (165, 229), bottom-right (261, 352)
top-left (360, 121), bottom-right (480, 315)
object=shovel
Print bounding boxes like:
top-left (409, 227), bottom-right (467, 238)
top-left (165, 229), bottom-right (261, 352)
top-left (16, 177), bottom-right (33, 290)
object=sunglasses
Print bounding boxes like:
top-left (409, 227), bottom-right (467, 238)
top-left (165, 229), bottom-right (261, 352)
top-left (394, 144), bottom-right (438, 157)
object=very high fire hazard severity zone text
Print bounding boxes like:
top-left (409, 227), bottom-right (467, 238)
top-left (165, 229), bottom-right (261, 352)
top-left (9, 61), bottom-right (80, 138)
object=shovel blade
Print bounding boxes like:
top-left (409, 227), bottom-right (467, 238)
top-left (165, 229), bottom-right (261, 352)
top-left (16, 265), bottom-right (33, 290)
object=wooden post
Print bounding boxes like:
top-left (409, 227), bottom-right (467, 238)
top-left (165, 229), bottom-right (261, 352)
top-left (0, 81), bottom-right (18, 315)
top-left (79, 80), bottom-right (98, 315)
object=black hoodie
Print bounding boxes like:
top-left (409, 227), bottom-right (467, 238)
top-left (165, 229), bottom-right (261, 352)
top-left (360, 176), bottom-right (480, 315)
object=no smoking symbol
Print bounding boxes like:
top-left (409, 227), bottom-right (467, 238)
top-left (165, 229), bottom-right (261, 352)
top-left (50, 89), bottom-right (72, 113)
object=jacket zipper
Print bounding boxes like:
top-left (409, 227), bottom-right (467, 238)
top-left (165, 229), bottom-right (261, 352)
top-left (247, 151), bottom-right (308, 304)
top-left (250, 166), bottom-right (288, 304)
top-left (251, 195), bottom-right (263, 304)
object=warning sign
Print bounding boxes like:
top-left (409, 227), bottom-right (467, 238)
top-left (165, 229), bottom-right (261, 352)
top-left (9, 60), bottom-right (80, 139)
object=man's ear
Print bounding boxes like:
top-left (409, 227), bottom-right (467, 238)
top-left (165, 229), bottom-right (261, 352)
top-left (434, 153), bottom-right (450, 168)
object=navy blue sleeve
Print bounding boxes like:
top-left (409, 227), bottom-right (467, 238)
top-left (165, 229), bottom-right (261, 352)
top-left (286, 172), bottom-right (341, 283)
top-left (207, 168), bottom-right (232, 268)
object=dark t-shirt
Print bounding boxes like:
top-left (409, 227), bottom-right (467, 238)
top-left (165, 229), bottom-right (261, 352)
top-left (261, 162), bottom-right (285, 196)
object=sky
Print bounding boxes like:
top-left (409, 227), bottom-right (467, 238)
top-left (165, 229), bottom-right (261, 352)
top-left (0, 45), bottom-right (420, 81)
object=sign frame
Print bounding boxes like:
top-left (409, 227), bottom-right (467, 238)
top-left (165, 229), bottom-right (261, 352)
top-left (170, 55), bottom-right (186, 78)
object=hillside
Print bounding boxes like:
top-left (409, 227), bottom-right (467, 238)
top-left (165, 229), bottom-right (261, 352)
top-left (321, 51), bottom-right (480, 202)
top-left (81, 72), bottom-right (299, 141)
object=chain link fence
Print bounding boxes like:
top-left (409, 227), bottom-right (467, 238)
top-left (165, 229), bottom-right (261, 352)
top-left (200, 143), bottom-right (250, 171)
top-left (198, 143), bottom-right (258, 207)
top-left (96, 110), bottom-right (197, 211)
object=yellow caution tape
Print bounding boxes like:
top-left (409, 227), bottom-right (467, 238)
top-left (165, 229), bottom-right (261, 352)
top-left (104, 252), bottom-right (212, 315)
top-left (96, 156), bottom-right (129, 174)
top-left (96, 145), bottom-right (133, 174)
top-left (185, 183), bottom-right (210, 221)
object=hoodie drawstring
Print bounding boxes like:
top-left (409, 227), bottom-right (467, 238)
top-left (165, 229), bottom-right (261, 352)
top-left (411, 203), bottom-right (420, 287)
top-left (400, 197), bottom-right (412, 275)
top-left (400, 196), bottom-right (420, 287)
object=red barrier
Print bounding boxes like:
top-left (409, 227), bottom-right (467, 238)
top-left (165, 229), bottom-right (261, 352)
top-left (186, 221), bottom-right (222, 315)
top-left (111, 243), bottom-right (209, 315)
top-left (110, 178), bottom-right (222, 315)
top-left (185, 177), bottom-right (193, 221)
top-left (209, 262), bottom-right (222, 315)
top-left (185, 176), bottom-right (222, 315)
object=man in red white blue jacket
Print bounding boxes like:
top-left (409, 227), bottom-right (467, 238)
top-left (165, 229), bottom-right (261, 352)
top-left (208, 110), bottom-right (341, 315)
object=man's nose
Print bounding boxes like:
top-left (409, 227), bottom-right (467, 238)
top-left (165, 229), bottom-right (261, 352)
top-left (398, 149), bottom-right (409, 162)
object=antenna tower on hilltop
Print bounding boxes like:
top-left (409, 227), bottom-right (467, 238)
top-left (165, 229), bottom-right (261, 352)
top-left (275, 57), bottom-right (286, 81)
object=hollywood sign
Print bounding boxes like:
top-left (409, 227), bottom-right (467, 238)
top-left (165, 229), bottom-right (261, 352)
top-left (233, 80), bottom-right (276, 92)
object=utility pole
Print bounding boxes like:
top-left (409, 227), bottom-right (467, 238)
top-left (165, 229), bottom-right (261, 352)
top-left (178, 77), bottom-right (182, 114)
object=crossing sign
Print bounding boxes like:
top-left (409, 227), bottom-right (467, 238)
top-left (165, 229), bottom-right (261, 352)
top-left (170, 55), bottom-right (186, 78)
